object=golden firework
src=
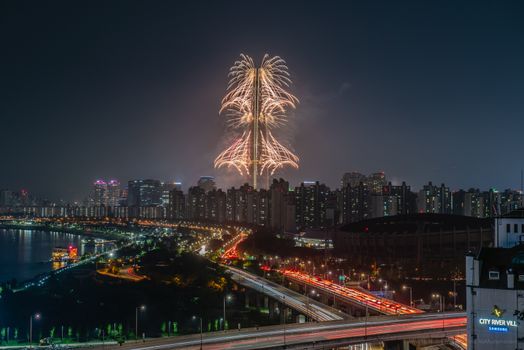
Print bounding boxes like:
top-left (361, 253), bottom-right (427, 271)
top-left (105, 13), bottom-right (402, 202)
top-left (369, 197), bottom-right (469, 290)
top-left (215, 54), bottom-right (299, 188)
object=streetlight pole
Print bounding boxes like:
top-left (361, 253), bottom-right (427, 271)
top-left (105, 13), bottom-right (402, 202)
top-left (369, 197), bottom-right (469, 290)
top-left (432, 294), bottom-right (444, 312)
top-left (192, 316), bottom-right (203, 350)
top-left (453, 279), bottom-right (457, 310)
top-left (365, 299), bottom-right (368, 338)
top-left (282, 296), bottom-right (286, 346)
top-left (29, 316), bottom-right (32, 349)
top-left (223, 294), bottom-right (231, 331)
top-left (304, 281), bottom-right (309, 322)
top-left (199, 317), bottom-right (203, 350)
top-left (403, 285), bottom-right (413, 307)
top-left (29, 313), bottom-right (40, 349)
top-left (135, 305), bottom-right (145, 341)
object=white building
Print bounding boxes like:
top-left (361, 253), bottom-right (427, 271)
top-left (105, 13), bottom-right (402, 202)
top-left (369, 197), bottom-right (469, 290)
top-left (495, 209), bottom-right (524, 248)
top-left (467, 209), bottom-right (524, 350)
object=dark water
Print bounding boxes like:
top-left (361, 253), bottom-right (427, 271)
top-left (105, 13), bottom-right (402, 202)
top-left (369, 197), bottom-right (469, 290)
top-left (0, 228), bottom-right (110, 282)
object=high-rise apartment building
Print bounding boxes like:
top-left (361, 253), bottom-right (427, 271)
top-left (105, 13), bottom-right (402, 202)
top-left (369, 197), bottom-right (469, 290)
top-left (295, 181), bottom-right (330, 229)
top-left (168, 189), bottom-right (185, 220)
top-left (417, 182), bottom-right (451, 214)
top-left (127, 179), bottom-right (162, 207)
top-left (92, 180), bottom-right (107, 206)
top-left (269, 178), bottom-right (293, 232)
top-left (342, 181), bottom-right (371, 223)
top-left (187, 186), bottom-right (206, 220)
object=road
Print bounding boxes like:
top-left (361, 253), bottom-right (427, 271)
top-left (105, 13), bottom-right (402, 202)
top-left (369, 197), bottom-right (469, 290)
top-left (280, 269), bottom-right (423, 315)
top-left (87, 312), bottom-right (466, 350)
top-left (450, 333), bottom-right (467, 349)
top-left (221, 233), bottom-right (247, 260)
top-left (226, 266), bottom-right (346, 322)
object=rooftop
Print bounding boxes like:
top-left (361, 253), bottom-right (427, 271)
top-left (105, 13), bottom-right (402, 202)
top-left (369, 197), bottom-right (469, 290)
top-left (499, 208), bottom-right (524, 219)
top-left (339, 213), bottom-right (492, 234)
top-left (476, 244), bottom-right (524, 289)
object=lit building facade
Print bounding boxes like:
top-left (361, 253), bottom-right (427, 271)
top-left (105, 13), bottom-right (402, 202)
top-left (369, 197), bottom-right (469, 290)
top-left (417, 181), bottom-right (452, 214)
top-left (294, 181), bottom-right (330, 229)
top-left (466, 247), bottom-right (524, 350)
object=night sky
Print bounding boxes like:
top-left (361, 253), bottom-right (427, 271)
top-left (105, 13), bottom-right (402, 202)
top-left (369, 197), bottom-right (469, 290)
top-left (1, 1), bottom-right (523, 201)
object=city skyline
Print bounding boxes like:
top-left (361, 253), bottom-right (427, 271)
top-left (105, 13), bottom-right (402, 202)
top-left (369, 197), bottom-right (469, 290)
top-left (3, 2), bottom-right (524, 349)
top-left (2, 170), bottom-right (524, 203)
top-left (1, 1), bottom-right (523, 201)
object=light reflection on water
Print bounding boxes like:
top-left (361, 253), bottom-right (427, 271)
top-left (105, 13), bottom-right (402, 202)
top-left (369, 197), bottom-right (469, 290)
top-left (0, 228), bottom-right (114, 282)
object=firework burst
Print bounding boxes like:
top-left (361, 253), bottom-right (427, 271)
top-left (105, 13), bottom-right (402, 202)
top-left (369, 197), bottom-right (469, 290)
top-left (215, 54), bottom-right (299, 188)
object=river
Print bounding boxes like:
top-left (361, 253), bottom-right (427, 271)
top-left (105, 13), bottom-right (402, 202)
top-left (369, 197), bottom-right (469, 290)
top-left (0, 228), bottom-right (112, 282)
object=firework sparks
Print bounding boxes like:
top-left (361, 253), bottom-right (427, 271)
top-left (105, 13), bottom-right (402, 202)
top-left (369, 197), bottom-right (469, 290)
top-left (215, 54), bottom-right (299, 188)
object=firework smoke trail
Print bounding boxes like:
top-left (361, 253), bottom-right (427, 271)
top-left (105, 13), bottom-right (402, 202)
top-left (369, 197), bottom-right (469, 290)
top-left (215, 54), bottom-right (299, 188)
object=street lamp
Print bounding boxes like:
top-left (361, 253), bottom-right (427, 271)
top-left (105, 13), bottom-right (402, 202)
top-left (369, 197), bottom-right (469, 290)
top-left (29, 313), bottom-right (41, 349)
top-left (452, 279), bottom-right (457, 310)
top-left (379, 279), bottom-right (388, 294)
top-left (432, 293), bottom-right (444, 312)
top-left (281, 296), bottom-right (286, 346)
top-left (192, 316), bottom-right (203, 350)
top-left (402, 285), bottom-right (413, 307)
top-left (223, 294), bottom-right (232, 331)
top-left (135, 305), bottom-right (146, 341)
top-left (364, 298), bottom-right (368, 338)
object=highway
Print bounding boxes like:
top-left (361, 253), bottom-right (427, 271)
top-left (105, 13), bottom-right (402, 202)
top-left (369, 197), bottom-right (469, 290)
top-left (281, 269), bottom-right (423, 316)
top-left (221, 233), bottom-right (247, 260)
top-left (88, 312), bottom-right (466, 350)
top-left (226, 266), bottom-right (346, 322)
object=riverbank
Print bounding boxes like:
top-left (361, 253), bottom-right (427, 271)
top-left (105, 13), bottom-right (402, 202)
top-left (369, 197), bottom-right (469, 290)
top-left (0, 222), bottom-right (127, 241)
top-left (0, 226), bottom-right (127, 288)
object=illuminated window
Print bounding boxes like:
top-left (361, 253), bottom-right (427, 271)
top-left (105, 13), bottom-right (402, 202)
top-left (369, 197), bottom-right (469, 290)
top-left (489, 271), bottom-right (500, 280)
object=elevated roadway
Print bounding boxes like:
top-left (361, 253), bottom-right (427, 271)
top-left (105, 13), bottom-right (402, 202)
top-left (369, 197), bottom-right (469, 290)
top-left (281, 269), bottom-right (423, 316)
top-left (88, 312), bottom-right (466, 350)
top-left (226, 266), bottom-right (346, 322)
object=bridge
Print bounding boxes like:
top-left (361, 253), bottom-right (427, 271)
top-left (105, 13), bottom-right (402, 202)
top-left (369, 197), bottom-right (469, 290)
top-left (280, 268), bottom-right (423, 316)
top-left (226, 266), bottom-right (346, 322)
top-left (89, 312), bottom-right (466, 350)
